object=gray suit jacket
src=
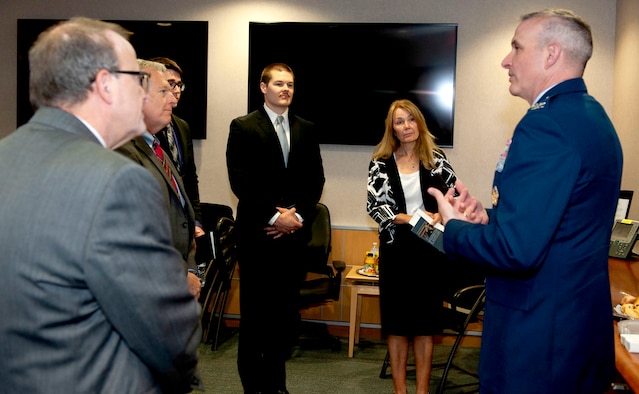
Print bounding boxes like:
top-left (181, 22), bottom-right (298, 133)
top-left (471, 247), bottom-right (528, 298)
top-left (117, 135), bottom-right (197, 271)
top-left (157, 115), bottom-right (202, 224)
top-left (0, 107), bottom-right (201, 393)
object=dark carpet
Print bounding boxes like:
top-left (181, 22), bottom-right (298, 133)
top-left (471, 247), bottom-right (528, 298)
top-left (197, 334), bottom-right (480, 393)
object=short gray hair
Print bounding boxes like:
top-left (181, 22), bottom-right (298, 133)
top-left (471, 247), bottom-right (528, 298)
top-left (137, 59), bottom-right (166, 74)
top-left (522, 8), bottom-right (593, 71)
top-left (137, 59), bottom-right (167, 90)
top-left (29, 17), bottom-right (131, 109)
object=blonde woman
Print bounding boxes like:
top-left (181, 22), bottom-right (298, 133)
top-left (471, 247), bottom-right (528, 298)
top-left (367, 99), bottom-right (457, 394)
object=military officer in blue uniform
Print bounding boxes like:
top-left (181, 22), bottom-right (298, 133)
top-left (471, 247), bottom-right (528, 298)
top-left (429, 9), bottom-right (623, 393)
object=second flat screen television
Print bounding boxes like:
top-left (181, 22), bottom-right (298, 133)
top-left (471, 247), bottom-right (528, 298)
top-left (248, 22), bottom-right (458, 147)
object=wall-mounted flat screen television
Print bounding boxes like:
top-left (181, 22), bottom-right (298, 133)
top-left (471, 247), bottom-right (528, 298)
top-left (248, 22), bottom-right (457, 147)
top-left (17, 19), bottom-right (208, 139)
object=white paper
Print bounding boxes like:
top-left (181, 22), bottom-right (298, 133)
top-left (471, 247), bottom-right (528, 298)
top-left (615, 199), bottom-right (630, 222)
top-left (621, 334), bottom-right (639, 353)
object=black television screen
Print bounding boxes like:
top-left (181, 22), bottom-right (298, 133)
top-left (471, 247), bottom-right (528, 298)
top-left (17, 19), bottom-right (208, 139)
top-left (248, 22), bottom-right (457, 147)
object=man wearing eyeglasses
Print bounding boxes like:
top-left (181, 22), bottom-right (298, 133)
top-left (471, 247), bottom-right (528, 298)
top-left (116, 60), bottom-right (202, 301)
top-left (0, 18), bottom-right (201, 393)
top-left (151, 57), bottom-right (204, 240)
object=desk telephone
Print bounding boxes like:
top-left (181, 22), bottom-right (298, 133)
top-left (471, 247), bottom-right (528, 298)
top-left (610, 219), bottom-right (639, 259)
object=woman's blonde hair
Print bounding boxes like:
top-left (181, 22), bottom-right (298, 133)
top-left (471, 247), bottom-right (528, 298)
top-left (372, 99), bottom-right (441, 169)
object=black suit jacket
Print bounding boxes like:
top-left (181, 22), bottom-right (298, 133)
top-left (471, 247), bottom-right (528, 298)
top-left (117, 136), bottom-right (196, 269)
top-left (226, 107), bottom-right (325, 246)
top-left (227, 106), bottom-right (324, 393)
top-left (157, 115), bottom-right (202, 224)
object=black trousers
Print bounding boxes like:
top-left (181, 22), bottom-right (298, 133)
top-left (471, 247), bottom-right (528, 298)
top-left (236, 235), bottom-right (305, 393)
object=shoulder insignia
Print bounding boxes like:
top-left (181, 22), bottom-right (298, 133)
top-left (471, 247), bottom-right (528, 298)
top-left (530, 100), bottom-right (547, 110)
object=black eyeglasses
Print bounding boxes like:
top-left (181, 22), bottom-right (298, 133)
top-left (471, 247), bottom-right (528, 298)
top-left (110, 70), bottom-right (150, 92)
top-left (168, 80), bottom-right (186, 92)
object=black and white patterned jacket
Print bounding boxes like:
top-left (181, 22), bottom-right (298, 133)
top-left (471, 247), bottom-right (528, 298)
top-left (366, 150), bottom-right (457, 244)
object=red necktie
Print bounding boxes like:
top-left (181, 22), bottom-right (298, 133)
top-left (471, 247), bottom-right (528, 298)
top-left (152, 137), bottom-right (179, 194)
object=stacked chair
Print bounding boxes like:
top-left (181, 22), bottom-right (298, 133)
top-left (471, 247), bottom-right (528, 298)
top-left (198, 203), bottom-right (238, 350)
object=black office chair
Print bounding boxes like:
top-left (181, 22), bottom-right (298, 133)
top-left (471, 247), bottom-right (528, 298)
top-left (296, 203), bottom-right (346, 351)
top-left (200, 215), bottom-right (238, 350)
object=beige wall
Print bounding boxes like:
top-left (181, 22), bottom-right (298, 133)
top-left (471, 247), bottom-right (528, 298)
top-left (1, 0), bottom-right (629, 225)
top-left (614, 0), bottom-right (639, 220)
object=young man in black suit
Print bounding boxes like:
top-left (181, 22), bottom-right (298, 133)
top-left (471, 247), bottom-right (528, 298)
top-left (226, 63), bottom-right (325, 394)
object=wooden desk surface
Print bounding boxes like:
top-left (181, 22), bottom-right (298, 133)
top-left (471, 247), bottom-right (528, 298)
top-left (609, 256), bottom-right (639, 305)
top-left (345, 265), bottom-right (379, 283)
top-left (609, 256), bottom-right (639, 391)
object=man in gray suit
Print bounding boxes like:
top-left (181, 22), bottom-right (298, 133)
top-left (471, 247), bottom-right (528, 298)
top-left (0, 18), bottom-right (202, 393)
top-left (150, 56), bottom-right (205, 238)
top-left (117, 59), bottom-right (201, 300)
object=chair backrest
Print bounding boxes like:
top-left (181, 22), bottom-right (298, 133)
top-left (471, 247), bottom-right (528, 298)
top-left (200, 203), bottom-right (234, 233)
top-left (299, 203), bottom-right (346, 311)
top-left (196, 203), bottom-right (234, 264)
top-left (306, 203), bottom-right (331, 274)
top-left (214, 217), bottom-right (237, 278)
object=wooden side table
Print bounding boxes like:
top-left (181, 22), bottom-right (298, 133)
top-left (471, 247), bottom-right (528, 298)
top-left (345, 266), bottom-right (380, 357)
